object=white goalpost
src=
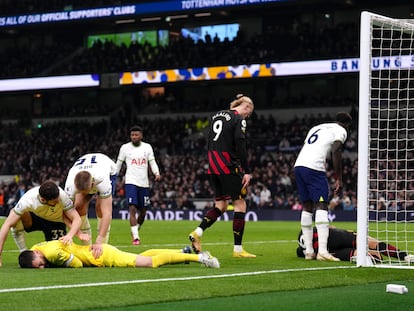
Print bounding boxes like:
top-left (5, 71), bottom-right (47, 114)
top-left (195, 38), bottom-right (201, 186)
top-left (357, 11), bottom-right (414, 268)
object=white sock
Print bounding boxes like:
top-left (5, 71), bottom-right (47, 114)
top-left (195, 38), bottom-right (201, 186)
top-left (234, 245), bottom-right (243, 252)
top-left (315, 209), bottom-right (329, 254)
top-left (11, 220), bottom-right (27, 252)
top-left (97, 217), bottom-right (110, 244)
top-left (80, 215), bottom-right (92, 245)
top-left (131, 225), bottom-right (139, 240)
top-left (301, 211), bottom-right (314, 254)
top-left (195, 227), bottom-right (203, 237)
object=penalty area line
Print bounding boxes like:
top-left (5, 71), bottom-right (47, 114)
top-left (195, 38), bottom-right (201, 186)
top-left (0, 265), bottom-right (355, 293)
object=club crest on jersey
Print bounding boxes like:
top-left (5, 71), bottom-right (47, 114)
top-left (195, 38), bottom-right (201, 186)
top-left (241, 119), bottom-right (247, 132)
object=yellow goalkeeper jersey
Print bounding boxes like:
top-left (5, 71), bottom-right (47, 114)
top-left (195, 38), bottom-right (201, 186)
top-left (31, 241), bottom-right (137, 268)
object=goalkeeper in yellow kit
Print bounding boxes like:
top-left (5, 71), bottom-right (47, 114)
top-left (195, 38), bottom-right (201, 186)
top-left (18, 240), bottom-right (220, 269)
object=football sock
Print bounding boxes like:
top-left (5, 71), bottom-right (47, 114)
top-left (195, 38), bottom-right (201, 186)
top-left (194, 227), bottom-right (203, 237)
top-left (234, 245), bottom-right (243, 252)
top-left (151, 252), bottom-right (199, 267)
top-left (378, 242), bottom-right (407, 260)
top-left (11, 221), bottom-right (27, 252)
top-left (233, 212), bottom-right (246, 246)
top-left (131, 225), bottom-right (139, 240)
top-left (199, 207), bottom-right (222, 231)
top-left (300, 211), bottom-right (314, 254)
top-left (80, 215), bottom-right (92, 245)
top-left (97, 217), bottom-right (110, 244)
top-left (315, 209), bottom-right (329, 254)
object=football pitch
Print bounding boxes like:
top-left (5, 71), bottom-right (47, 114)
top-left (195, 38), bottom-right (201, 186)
top-left (0, 219), bottom-right (413, 310)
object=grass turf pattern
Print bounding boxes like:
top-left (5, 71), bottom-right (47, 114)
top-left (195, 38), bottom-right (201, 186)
top-left (0, 219), bottom-right (413, 310)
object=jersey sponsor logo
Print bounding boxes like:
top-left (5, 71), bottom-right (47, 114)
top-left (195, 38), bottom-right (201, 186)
top-left (130, 158), bottom-right (147, 166)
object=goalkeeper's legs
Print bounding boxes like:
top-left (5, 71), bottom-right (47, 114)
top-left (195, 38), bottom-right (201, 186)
top-left (135, 250), bottom-right (219, 268)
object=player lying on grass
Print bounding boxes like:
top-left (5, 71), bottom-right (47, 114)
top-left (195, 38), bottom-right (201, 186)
top-left (18, 240), bottom-right (220, 269)
top-left (296, 227), bottom-right (414, 263)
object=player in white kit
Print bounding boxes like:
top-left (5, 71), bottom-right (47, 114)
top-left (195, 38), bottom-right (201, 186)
top-left (294, 112), bottom-right (352, 261)
top-left (0, 181), bottom-right (81, 267)
top-left (65, 153), bottom-right (117, 258)
top-left (116, 126), bottom-right (161, 245)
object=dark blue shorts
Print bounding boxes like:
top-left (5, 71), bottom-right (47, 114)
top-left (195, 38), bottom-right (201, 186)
top-left (124, 184), bottom-right (151, 208)
top-left (110, 174), bottom-right (117, 196)
top-left (294, 166), bottom-right (329, 203)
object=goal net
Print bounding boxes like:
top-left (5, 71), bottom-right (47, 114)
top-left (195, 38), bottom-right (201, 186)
top-left (357, 11), bottom-right (414, 268)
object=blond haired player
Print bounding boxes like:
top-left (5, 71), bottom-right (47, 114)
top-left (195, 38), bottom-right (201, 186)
top-left (189, 94), bottom-right (255, 258)
top-left (64, 153), bottom-right (117, 259)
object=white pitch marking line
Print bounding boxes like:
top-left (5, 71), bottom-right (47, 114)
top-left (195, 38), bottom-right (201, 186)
top-left (0, 266), bottom-right (355, 293)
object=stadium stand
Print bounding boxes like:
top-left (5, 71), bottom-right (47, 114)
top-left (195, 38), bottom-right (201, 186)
top-left (0, 1), bottom-right (412, 216)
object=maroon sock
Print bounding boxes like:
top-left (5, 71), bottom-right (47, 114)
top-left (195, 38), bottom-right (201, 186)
top-left (199, 207), bottom-right (222, 230)
top-left (378, 242), bottom-right (404, 259)
top-left (233, 212), bottom-right (246, 245)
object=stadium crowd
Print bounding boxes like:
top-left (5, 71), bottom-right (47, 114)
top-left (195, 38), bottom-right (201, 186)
top-left (0, 0), bottom-right (412, 216)
top-left (0, 9), bottom-right (360, 79)
top-left (0, 107), bottom-right (361, 216)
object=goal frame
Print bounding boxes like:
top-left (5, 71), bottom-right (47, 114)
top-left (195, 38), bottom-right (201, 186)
top-left (357, 11), bottom-right (414, 268)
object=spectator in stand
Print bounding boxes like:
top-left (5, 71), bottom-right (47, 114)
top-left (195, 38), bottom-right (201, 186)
top-left (259, 184), bottom-right (272, 208)
top-left (0, 188), bottom-right (5, 216)
top-left (291, 198), bottom-right (302, 211)
top-left (377, 197), bottom-right (388, 210)
top-left (341, 196), bottom-right (354, 211)
top-left (0, 114), bottom-right (363, 215)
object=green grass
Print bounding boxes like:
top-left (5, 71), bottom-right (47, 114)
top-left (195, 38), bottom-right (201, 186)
top-left (0, 219), bottom-right (413, 310)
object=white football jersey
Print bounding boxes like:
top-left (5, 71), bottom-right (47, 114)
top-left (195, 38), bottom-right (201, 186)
top-left (294, 122), bottom-right (347, 172)
top-left (13, 186), bottom-right (73, 222)
top-left (65, 153), bottom-right (117, 199)
top-left (116, 141), bottom-right (160, 187)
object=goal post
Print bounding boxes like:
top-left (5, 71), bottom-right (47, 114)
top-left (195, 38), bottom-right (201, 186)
top-left (357, 11), bottom-right (414, 268)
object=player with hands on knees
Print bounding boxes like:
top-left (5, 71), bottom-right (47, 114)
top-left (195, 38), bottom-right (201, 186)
top-left (294, 112), bottom-right (352, 262)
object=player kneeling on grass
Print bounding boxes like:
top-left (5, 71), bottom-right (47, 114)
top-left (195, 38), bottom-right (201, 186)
top-left (18, 240), bottom-right (220, 269)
